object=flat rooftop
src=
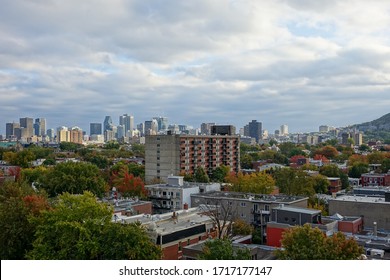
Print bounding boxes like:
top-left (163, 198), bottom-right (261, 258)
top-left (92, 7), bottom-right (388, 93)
top-left (274, 206), bottom-right (321, 215)
top-left (331, 195), bottom-right (389, 204)
top-left (192, 191), bottom-right (306, 203)
top-left (113, 207), bottom-right (213, 236)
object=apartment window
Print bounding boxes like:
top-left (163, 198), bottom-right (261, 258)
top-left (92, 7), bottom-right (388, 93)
top-left (157, 163), bottom-right (160, 166)
top-left (240, 202), bottom-right (246, 207)
top-left (199, 236), bottom-right (202, 241)
top-left (187, 239), bottom-right (190, 245)
top-left (157, 144), bottom-right (160, 147)
top-left (241, 213), bottom-right (246, 218)
top-left (157, 170), bottom-right (160, 173)
top-left (157, 137), bottom-right (160, 141)
top-left (264, 205), bottom-right (270, 211)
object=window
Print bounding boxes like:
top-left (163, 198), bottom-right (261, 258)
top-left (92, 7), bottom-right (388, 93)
top-left (187, 239), bottom-right (190, 245)
top-left (284, 217), bottom-right (289, 222)
top-left (157, 144), bottom-right (160, 147)
top-left (199, 236), bottom-right (202, 241)
top-left (178, 242), bottom-right (182, 252)
top-left (240, 202), bottom-right (246, 207)
top-left (264, 205), bottom-right (270, 211)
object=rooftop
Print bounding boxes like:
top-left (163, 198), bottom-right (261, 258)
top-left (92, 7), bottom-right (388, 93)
top-left (192, 191), bottom-right (306, 203)
top-left (331, 195), bottom-right (389, 204)
top-left (273, 205), bottom-right (321, 215)
top-left (113, 207), bottom-right (213, 236)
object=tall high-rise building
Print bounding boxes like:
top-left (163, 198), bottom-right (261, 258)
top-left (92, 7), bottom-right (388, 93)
top-left (145, 119), bottom-right (158, 136)
top-left (57, 126), bottom-right (70, 143)
top-left (70, 127), bottom-right (83, 144)
top-left (319, 125), bottom-right (330, 133)
top-left (117, 125), bottom-right (125, 139)
top-left (211, 125), bottom-right (236, 136)
top-left (153, 116), bottom-right (168, 132)
top-left (119, 114), bottom-right (134, 137)
top-left (244, 120), bottom-right (262, 142)
top-left (103, 116), bottom-right (113, 132)
top-left (90, 123), bottom-right (102, 135)
top-left (46, 129), bottom-right (55, 141)
top-left (200, 123), bottom-right (216, 135)
top-left (6, 122), bottom-right (20, 139)
top-left (280, 124), bottom-right (288, 136)
top-left (20, 117), bottom-right (34, 138)
top-left (34, 118), bottom-right (46, 136)
top-left (145, 134), bottom-right (240, 182)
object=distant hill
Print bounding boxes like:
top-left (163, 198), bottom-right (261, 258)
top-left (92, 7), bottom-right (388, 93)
top-left (352, 113), bottom-right (390, 132)
top-left (349, 113), bottom-right (390, 142)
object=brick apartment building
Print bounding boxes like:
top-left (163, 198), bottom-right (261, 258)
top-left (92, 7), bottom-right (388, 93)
top-left (145, 134), bottom-right (240, 183)
top-left (361, 172), bottom-right (390, 187)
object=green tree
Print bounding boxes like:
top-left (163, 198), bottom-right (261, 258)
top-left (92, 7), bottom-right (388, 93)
top-left (276, 224), bottom-right (364, 260)
top-left (198, 238), bottom-right (251, 260)
top-left (59, 142), bottom-right (83, 152)
top-left (38, 162), bottom-right (107, 197)
top-left (319, 164), bottom-right (340, 177)
top-left (274, 168), bottom-right (314, 196)
top-left (240, 154), bottom-right (253, 169)
top-left (312, 175), bottom-right (330, 194)
top-left (194, 166), bottom-right (210, 183)
top-left (210, 165), bottom-right (230, 182)
top-left (0, 181), bottom-right (49, 259)
top-left (348, 163), bottom-right (369, 178)
top-left (27, 192), bottom-right (161, 260)
top-left (3, 150), bottom-right (36, 168)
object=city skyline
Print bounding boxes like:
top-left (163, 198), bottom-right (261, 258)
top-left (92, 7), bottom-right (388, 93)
top-left (1, 1), bottom-right (390, 135)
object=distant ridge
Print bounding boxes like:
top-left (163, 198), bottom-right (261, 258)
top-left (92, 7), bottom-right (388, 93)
top-left (351, 113), bottom-right (390, 132)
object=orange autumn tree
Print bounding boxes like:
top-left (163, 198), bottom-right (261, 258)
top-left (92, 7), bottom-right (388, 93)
top-left (111, 166), bottom-right (147, 198)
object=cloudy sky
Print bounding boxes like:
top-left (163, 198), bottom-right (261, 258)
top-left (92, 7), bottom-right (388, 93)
top-left (1, 0), bottom-right (390, 135)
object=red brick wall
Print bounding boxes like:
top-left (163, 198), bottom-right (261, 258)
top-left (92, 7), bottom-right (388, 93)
top-left (132, 202), bottom-right (152, 215)
top-left (338, 219), bottom-right (363, 234)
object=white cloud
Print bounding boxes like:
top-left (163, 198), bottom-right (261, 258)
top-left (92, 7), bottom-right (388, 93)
top-left (0, 0), bottom-right (389, 134)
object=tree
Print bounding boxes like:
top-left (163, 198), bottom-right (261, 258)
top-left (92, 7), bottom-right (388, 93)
top-left (194, 166), bottom-right (210, 183)
top-left (198, 238), bottom-right (251, 260)
top-left (367, 152), bottom-right (385, 164)
top-left (210, 165), bottom-right (230, 182)
top-left (240, 154), bottom-right (253, 169)
top-left (3, 150), bottom-right (35, 168)
top-left (38, 162), bottom-right (107, 197)
top-left (0, 181), bottom-right (49, 259)
top-left (27, 192), bottom-right (161, 260)
top-left (348, 163), bottom-right (369, 178)
top-left (315, 145), bottom-right (339, 159)
top-left (232, 219), bottom-right (253, 236)
top-left (59, 142), bottom-right (83, 152)
top-left (312, 175), bottom-right (330, 194)
top-left (198, 197), bottom-right (237, 239)
top-left (276, 224), bottom-right (364, 260)
top-left (111, 166), bottom-right (147, 198)
top-left (319, 164), bottom-right (340, 177)
top-left (226, 172), bottom-right (275, 194)
top-left (274, 168), bottom-right (315, 196)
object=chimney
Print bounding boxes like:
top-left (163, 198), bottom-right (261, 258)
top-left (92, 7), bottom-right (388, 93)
top-left (183, 203), bottom-right (189, 210)
top-left (373, 222), bottom-right (377, 237)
